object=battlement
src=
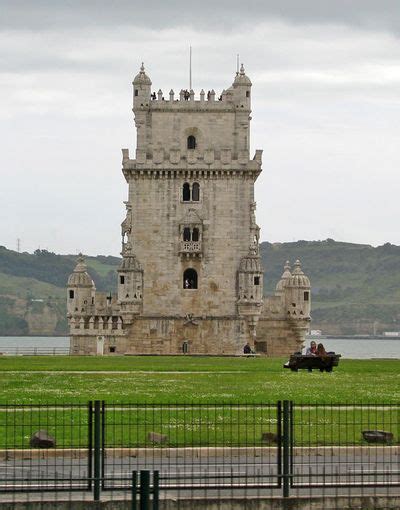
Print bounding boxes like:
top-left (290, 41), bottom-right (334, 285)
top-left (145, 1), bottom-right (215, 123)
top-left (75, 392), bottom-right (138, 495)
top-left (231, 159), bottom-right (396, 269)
top-left (134, 88), bottom-right (250, 112)
top-left (68, 314), bottom-right (125, 336)
top-left (121, 148), bottom-right (263, 176)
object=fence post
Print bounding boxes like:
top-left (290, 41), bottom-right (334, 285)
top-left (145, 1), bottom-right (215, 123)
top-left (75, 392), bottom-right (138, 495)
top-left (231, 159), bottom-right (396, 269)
top-left (93, 400), bottom-right (101, 501)
top-left (282, 400), bottom-right (291, 497)
top-left (131, 471), bottom-right (137, 510)
top-left (88, 401), bottom-right (93, 490)
top-left (153, 470), bottom-right (159, 510)
top-left (277, 401), bottom-right (282, 488)
top-left (140, 470), bottom-right (150, 510)
top-left (101, 400), bottom-right (106, 489)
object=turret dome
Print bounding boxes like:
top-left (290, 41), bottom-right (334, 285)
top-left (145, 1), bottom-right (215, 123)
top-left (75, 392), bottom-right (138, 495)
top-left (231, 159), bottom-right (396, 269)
top-left (286, 260), bottom-right (310, 288)
top-left (239, 254), bottom-right (262, 273)
top-left (275, 261), bottom-right (292, 292)
top-left (233, 64), bottom-right (252, 86)
top-left (133, 63), bottom-right (152, 86)
top-left (119, 254), bottom-right (142, 271)
top-left (119, 243), bottom-right (142, 271)
top-left (67, 255), bottom-right (95, 288)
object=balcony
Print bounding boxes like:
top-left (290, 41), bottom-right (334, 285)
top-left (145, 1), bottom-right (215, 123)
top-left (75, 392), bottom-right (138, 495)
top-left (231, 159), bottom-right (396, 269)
top-left (179, 241), bottom-right (202, 259)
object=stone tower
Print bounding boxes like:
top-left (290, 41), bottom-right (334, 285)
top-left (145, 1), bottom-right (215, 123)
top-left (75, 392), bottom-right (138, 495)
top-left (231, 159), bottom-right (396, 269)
top-left (67, 64), bottom-right (311, 356)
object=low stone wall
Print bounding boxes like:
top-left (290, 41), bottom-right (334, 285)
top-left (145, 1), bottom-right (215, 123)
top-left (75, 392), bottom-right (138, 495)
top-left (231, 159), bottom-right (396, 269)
top-left (0, 495), bottom-right (397, 510)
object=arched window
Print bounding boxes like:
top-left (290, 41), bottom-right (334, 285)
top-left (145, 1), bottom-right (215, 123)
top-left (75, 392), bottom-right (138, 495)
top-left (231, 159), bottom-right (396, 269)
top-left (182, 182), bottom-right (190, 201)
top-left (187, 135), bottom-right (196, 149)
top-left (192, 228), bottom-right (199, 242)
top-left (183, 268), bottom-right (198, 289)
top-left (183, 227), bottom-right (191, 241)
top-left (192, 182), bottom-right (200, 201)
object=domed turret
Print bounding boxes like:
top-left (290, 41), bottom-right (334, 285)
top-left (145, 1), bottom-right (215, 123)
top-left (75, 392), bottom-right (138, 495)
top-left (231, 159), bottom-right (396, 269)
top-left (284, 260), bottom-right (311, 318)
top-left (133, 62), bottom-right (152, 86)
top-left (67, 254), bottom-right (95, 315)
top-left (117, 243), bottom-right (143, 309)
top-left (133, 63), bottom-right (151, 108)
top-left (238, 253), bottom-right (263, 303)
top-left (275, 261), bottom-right (292, 296)
top-left (233, 63), bottom-right (252, 86)
top-left (232, 63), bottom-right (252, 109)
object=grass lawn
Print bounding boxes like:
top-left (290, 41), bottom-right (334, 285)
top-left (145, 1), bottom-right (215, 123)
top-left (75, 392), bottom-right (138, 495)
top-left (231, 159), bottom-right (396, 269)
top-left (0, 357), bottom-right (398, 448)
top-left (0, 356), bottom-right (399, 404)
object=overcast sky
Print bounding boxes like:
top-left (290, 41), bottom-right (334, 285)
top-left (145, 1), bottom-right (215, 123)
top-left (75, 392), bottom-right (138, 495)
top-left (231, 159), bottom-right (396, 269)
top-left (1, 0), bottom-right (399, 256)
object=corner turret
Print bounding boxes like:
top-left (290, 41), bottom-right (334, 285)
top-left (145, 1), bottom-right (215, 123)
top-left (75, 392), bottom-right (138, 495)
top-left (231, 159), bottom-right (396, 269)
top-left (232, 63), bottom-right (252, 109)
top-left (117, 243), bottom-right (143, 317)
top-left (284, 260), bottom-right (311, 319)
top-left (133, 63), bottom-right (151, 110)
top-left (67, 254), bottom-right (95, 316)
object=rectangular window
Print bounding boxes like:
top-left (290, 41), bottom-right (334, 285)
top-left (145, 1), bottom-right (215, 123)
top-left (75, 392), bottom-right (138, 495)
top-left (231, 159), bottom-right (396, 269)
top-left (304, 291), bottom-right (309, 302)
top-left (109, 346), bottom-right (116, 353)
top-left (254, 276), bottom-right (260, 286)
top-left (69, 290), bottom-right (74, 299)
top-left (120, 275), bottom-right (125, 284)
top-left (134, 89), bottom-right (138, 96)
top-left (246, 91), bottom-right (250, 98)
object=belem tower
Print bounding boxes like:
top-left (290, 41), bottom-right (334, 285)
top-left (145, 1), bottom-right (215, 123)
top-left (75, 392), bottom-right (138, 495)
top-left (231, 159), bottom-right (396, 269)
top-left (67, 64), bottom-right (311, 356)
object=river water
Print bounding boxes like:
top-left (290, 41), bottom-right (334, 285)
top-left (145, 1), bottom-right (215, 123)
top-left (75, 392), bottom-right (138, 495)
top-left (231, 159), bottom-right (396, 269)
top-left (0, 336), bottom-right (399, 359)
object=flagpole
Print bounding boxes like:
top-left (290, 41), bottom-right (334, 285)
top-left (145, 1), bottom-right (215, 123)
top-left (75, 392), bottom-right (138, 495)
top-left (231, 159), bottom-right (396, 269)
top-left (189, 46), bottom-right (192, 90)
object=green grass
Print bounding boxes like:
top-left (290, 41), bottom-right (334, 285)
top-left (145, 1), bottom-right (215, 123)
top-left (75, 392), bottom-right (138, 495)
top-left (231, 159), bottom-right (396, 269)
top-left (0, 356), bottom-right (399, 404)
top-left (0, 357), bottom-right (398, 448)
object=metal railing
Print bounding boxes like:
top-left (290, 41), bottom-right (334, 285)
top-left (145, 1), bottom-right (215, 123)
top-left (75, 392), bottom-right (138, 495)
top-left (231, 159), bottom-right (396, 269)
top-left (0, 347), bottom-right (70, 356)
top-left (0, 401), bottom-right (398, 502)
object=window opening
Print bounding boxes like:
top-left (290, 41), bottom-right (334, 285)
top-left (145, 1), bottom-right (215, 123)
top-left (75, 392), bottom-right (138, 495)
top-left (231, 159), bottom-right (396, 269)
top-left (187, 135), bottom-right (196, 149)
top-left (246, 91), bottom-right (250, 98)
top-left (120, 275), bottom-right (125, 284)
top-left (109, 346), bottom-right (116, 353)
top-left (183, 268), bottom-right (198, 289)
top-left (69, 290), bottom-right (74, 299)
top-left (183, 227), bottom-right (191, 241)
top-left (182, 182), bottom-right (191, 201)
top-left (304, 291), bottom-right (309, 302)
top-left (192, 228), bottom-right (199, 242)
top-left (254, 276), bottom-right (260, 286)
top-left (192, 182), bottom-right (200, 201)
top-left (182, 341), bottom-right (189, 354)
top-left (134, 89), bottom-right (138, 97)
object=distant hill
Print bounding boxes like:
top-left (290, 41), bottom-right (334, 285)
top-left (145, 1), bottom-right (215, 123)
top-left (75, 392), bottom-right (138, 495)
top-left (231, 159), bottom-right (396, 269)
top-left (0, 240), bottom-right (399, 336)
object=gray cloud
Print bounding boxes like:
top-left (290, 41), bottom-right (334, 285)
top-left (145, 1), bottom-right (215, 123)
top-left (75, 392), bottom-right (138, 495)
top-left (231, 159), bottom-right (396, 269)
top-left (1, 6), bottom-right (400, 254)
top-left (1, 0), bottom-right (400, 35)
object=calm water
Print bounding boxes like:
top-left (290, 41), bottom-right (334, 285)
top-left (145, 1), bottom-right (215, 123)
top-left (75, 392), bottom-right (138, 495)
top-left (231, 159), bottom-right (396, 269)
top-left (0, 336), bottom-right (399, 359)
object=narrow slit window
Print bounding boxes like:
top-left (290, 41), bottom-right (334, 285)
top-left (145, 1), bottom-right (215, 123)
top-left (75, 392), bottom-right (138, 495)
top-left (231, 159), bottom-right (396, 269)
top-left (187, 135), bottom-right (196, 149)
top-left (69, 290), bottom-right (74, 299)
top-left (304, 291), bottom-right (309, 302)
top-left (120, 275), bottom-right (125, 285)
top-left (192, 182), bottom-right (200, 201)
top-left (182, 182), bottom-right (191, 201)
top-left (183, 227), bottom-right (191, 241)
top-left (254, 276), bottom-right (260, 286)
top-left (134, 89), bottom-right (138, 96)
top-left (192, 228), bottom-right (199, 242)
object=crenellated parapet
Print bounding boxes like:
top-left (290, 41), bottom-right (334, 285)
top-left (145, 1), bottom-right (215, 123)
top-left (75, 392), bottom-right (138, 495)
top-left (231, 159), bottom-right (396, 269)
top-left (121, 148), bottom-right (262, 178)
top-left (68, 314), bottom-right (124, 334)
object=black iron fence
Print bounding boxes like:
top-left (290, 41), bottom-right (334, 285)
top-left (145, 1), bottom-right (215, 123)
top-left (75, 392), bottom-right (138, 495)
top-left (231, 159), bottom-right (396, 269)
top-left (0, 401), bottom-right (398, 502)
